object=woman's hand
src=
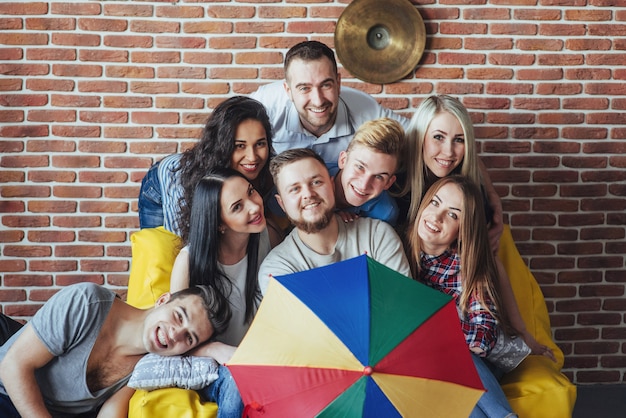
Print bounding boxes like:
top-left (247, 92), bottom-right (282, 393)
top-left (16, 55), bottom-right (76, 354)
top-left (521, 331), bottom-right (557, 362)
top-left (189, 341), bottom-right (236, 365)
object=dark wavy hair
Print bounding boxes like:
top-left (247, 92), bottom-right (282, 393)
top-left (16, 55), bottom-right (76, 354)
top-left (186, 168), bottom-right (262, 325)
top-left (169, 285), bottom-right (230, 340)
top-left (177, 96), bottom-right (273, 243)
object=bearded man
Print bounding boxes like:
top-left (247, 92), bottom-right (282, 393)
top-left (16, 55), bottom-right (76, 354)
top-left (258, 148), bottom-right (411, 294)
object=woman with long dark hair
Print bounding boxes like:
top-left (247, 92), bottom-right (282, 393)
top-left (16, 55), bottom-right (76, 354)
top-left (138, 96), bottom-right (275, 242)
top-left (167, 168), bottom-right (279, 418)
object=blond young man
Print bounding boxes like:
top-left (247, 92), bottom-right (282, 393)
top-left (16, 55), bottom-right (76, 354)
top-left (332, 117), bottom-right (405, 226)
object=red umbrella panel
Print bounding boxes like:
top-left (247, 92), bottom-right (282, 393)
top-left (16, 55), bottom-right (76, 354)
top-left (229, 254), bottom-right (484, 417)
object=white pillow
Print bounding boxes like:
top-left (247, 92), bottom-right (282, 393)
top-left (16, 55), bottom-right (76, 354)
top-left (128, 353), bottom-right (219, 391)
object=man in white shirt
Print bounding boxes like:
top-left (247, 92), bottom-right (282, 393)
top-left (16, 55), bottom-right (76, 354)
top-left (258, 148), bottom-right (411, 294)
top-left (250, 41), bottom-right (409, 170)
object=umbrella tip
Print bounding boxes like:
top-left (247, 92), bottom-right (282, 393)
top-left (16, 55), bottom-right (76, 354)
top-left (363, 366), bottom-right (374, 376)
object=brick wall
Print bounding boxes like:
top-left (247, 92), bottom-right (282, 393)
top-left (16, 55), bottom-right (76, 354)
top-left (0, 0), bottom-right (624, 385)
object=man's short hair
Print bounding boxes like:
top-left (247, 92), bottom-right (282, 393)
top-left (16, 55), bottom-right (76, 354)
top-left (284, 40), bottom-right (338, 77)
top-left (269, 148), bottom-right (328, 188)
top-left (169, 285), bottom-right (228, 340)
top-left (346, 117), bottom-right (405, 173)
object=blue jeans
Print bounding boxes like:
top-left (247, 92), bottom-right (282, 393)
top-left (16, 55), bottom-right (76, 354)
top-left (0, 393), bottom-right (20, 418)
top-left (197, 365), bottom-right (243, 418)
top-left (138, 161), bottom-right (164, 229)
top-left (470, 354), bottom-right (516, 418)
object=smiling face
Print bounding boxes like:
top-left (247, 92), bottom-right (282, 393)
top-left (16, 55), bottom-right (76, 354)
top-left (275, 157), bottom-right (335, 234)
top-left (220, 176), bottom-right (266, 235)
top-left (417, 181), bottom-right (464, 255)
top-left (337, 145), bottom-right (397, 208)
top-left (143, 294), bottom-right (214, 356)
top-left (283, 57), bottom-right (341, 138)
top-left (230, 119), bottom-right (270, 182)
top-left (422, 111), bottom-right (466, 178)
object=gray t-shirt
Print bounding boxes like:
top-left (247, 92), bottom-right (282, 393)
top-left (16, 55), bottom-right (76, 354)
top-left (0, 283), bottom-right (124, 417)
top-left (258, 215), bottom-right (411, 294)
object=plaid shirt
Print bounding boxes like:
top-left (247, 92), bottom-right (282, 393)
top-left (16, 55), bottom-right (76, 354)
top-left (419, 249), bottom-right (498, 355)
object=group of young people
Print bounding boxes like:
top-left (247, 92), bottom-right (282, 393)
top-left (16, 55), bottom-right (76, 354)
top-left (0, 40), bottom-right (556, 418)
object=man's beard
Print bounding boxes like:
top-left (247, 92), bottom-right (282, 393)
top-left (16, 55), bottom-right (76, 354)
top-left (288, 208), bottom-right (334, 234)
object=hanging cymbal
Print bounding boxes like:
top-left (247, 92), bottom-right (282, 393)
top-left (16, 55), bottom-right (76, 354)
top-left (334, 0), bottom-right (426, 84)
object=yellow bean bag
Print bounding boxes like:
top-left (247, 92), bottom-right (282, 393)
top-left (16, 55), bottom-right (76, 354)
top-left (126, 226), bottom-right (218, 418)
top-left (497, 225), bottom-right (577, 418)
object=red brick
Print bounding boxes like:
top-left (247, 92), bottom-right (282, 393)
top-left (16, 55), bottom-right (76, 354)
top-left (50, 94), bottom-right (101, 108)
top-left (578, 256), bottom-right (624, 269)
top-left (1, 185), bottom-right (50, 198)
top-left (517, 39), bottom-right (563, 51)
top-left (29, 260), bottom-right (77, 272)
top-left (0, 94), bottom-right (48, 107)
top-left (2, 216), bottom-right (50, 228)
top-left (4, 245), bottom-right (51, 257)
top-left (0, 110), bottom-right (24, 123)
top-left (556, 298), bottom-right (602, 313)
top-left (158, 37), bottom-right (209, 52)
top-left (0, 63), bottom-right (49, 76)
top-left (105, 216), bottom-right (139, 229)
top-left (28, 230), bottom-right (75, 242)
top-left (0, 230), bottom-right (25, 242)
top-left (55, 274), bottom-right (104, 286)
top-left (77, 140), bottom-right (126, 154)
top-left (77, 80), bottom-right (127, 93)
top-left (103, 3), bottom-right (152, 17)
top-left (540, 23), bottom-right (587, 36)
top-left (80, 259), bottom-right (129, 272)
top-left (258, 5), bottom-right (305, 19)
top-left (533, 198), bottom-right (578, 212)
top-left (105, 66), bottom-right (154, 79)
top-left (510, 213), bottom-right (557, 226)
top-left (55, 245), bottom-right (104, 257)
top-left (107, 246), bottom-right (131, 258)
top-left (28, 200), bottom-right (77, 213)
top-left (52, 216), bottom-right (101, 228)
top-left (130, 20), bottom-right (179, 34)
top-left (3, 274), bottom-right (53, 287)
top-left (562, 156), bottom-right (607, 169)
top-left (0, 170), bottom-right (24, 182)
top-left (26, 48), bottom-right (76, 61)
top-left (561, 184), bottom-right (608, 197)
top-left (79, 201), bottom-right (128, 213)
top-left (78, 230), bottom-right (127, 242)
top-left (158, 5), bottom-right (204, 18)
top-left (104, 35), bottom-right (153, 49)
top-left (0, 201), bottom-right (25, 213)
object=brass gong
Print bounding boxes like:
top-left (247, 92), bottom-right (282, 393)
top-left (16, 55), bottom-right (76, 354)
top-left (334, 0), bottom-right (426, 84)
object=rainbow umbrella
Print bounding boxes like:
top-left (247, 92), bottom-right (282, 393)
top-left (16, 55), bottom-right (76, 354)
top-left (229, 255), bottom-right (484, 417)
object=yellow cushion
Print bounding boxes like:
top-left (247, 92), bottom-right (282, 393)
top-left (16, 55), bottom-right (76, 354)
top-left (497, 225), bottom-right (577, 418)
top-left (127, 227), bottom-right (217, 418)
top-left (129, 388), bottom-right (218, 418)
top-left (127, 226), bottom-right (182, 309)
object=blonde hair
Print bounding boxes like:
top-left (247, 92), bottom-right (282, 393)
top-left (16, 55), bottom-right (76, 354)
top-left (403, 95), bottom-right (482, 223)
top-left (346, 117), bottom-right (405, 174)
top-left (406, 176), bottom-right (513, 333)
